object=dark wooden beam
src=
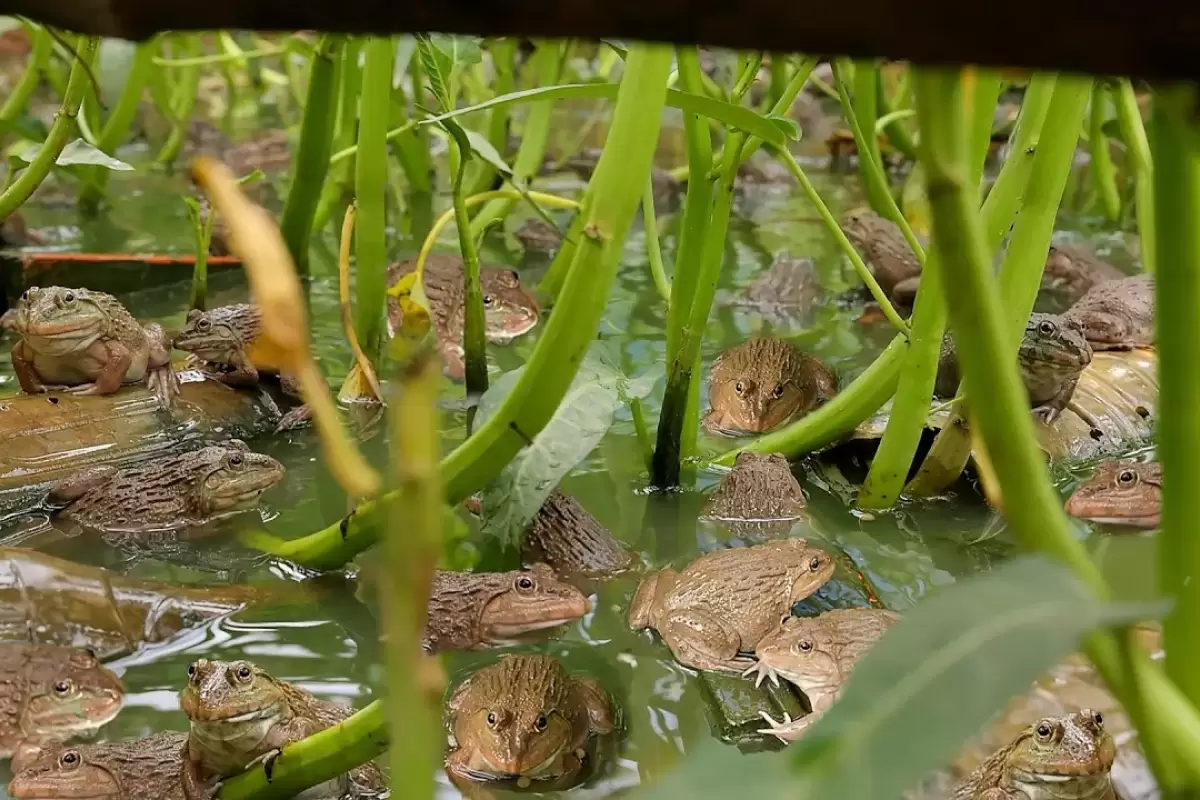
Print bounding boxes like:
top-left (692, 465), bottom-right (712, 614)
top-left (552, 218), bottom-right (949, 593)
top-left (2, 0), bottom-right (1199, 80)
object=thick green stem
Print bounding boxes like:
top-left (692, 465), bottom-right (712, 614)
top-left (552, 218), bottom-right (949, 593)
top-left (354, 37), bottom-right (395, 365)
top-left (878, 68), bottom-right (918, 161)
top-left (0, 36), bottom-right (98, 221)
top-left (1115, 80), bottom-right (1155, 273)
top-left (463, 37), bottom-right (514, 198)
top-left (280, 34), bottom-right (343, 274)
top-left (643, 176), bottom-right (671, 302)
top-left (156, 36), bottom-right (201, 166)
top-left (398, 54), bottom-right (433, 245)
top-left (450, 136), bottom-right (489, 395)
top-left (251, 44), bottom-right (675, 569)
top-left (967, 70), bottom-right (1002, 190)
top-left (1153, 84), bottom-right (1200, 710)
top-left (1088, 83), bottom-right (1121, 222)
top-left (852, 60), bottom-right (893, 215)
top-left (312, 40), bottom-right (363, 235)
top-left (0, 24), bottom-right (51, 126)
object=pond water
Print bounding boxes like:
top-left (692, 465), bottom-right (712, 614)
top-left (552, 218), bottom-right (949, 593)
top-left (0, 101), bottom-right (1148, 798)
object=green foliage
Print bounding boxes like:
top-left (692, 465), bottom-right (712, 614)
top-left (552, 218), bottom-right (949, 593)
top-left (9, 137), bottom-right (133, 170)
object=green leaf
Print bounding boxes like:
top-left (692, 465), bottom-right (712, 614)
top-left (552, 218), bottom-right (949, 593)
top-left (428, 33), bottom-right (481, 71)
top-left (414, 34), bottom-right (452, 112)
top-left (9, 138), bottom-right (133, 170)
top-left (477, 342), bottom-right (655, 546)
top-left (629, 556), bottom-right (1162, 800)
top-left (765, 113), bottom-right (802, 141)
top-left (462, 127), bottom-right (512, 176)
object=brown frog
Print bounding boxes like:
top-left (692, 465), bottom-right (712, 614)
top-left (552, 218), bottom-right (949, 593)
top-left (936, 312), bottom-right (1093, 424)
top-left (841, 209), bottom-right (923, 313)
top-left (701, 452), bottom-right (807, 539)
top-left (748, 608), bottom-right (901, 741)
top-left (1064, 459), bottom-right (1161, 529)
top-left (172, 304), bottom-right (311, 432)
top-left (47, 441), bottom-right (285, 534)
top-left (951, 710), bottom-right (1117, 800)
top-left (1062, 274), bottom-right (1155, 351)
top-left (628, 538), bottom-right (836, 673)
top-left (0, 643), bottom-right (125, 770)
top-left (0, 212), bottom-right (51, 248)
top-left (721, 255), bottom-right (821, 324)
top-left (179, 658), bottom-right (385, 800)
top-left (703, 338), bottom-right (839, 436)
top-left (7, 286), bottom-right (178, 405)
top-left (513, 219), bottom-right (563, 256)
top-left (445, 653), bottom-right (614, 788)
top-left (8, 732), bottom-right (187, 800)
top-left (1043, 244), bottom-right (1126, 305)
top-left (522, 490), bottom-right (634, 582)
top-left (386, 255), bottom-right (540, 381)
top-left (424, 563), bottom-right (591, 654)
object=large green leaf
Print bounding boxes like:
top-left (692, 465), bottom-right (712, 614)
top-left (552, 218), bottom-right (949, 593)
top-left (477, 342), bottom-right (655, 547)
top-left (627, 556), bottom-right (1162, 800)
top-left (8, 138), bottom-right (133, 171)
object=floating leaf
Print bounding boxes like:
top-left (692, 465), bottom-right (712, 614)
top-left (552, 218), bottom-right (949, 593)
top-left (628, 556), bottom-right (1162, 800)
top-left (477, 342), bottom-right (655, 546)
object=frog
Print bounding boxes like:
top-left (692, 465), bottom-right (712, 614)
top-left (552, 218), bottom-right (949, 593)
top-left (558, 146), bottom-right (681, 213)
top-left (1064, 459), bottom-right (1161, 529)
top-left (1062, 274), bottom-right (1155, 351)
top-left (951, 710), bottom-right (1117, 799)
top-left (386, 254), bottom-right (540, 381)
top-left (720, 255), bottom-right (821, 325)
top-left (703, 337), bottom-right (839, 436)
top-left (628, 538), bottom-right (836, 673)
top-left (1042, 244), bottom-right (1126, 306)
top-left (8, 731), bottom-right (187, 800)
top-left (0, 643), bottom-right (125, 771)
top-left (171, 304), bottom-right (312, 433)
top-left (424, 563), bottom-right (591, 654)
top-left (840, 209), bottom-right (924, 313)
top-left (0, 212), bottom-right (50, 248)
top-left (521, 490), bottom-right (634, 582)
top-left (936, 312), bottom-right (1093, 425)
top-left (179, 658), bottom-right (386, 800)
top-left (747, 608), bottom-right (901, 742)
top-left (7, 286), bottom-right (178, 405)
top-left (445, 653), bottom-right (615, 788)
top-left (513, 219), bottom-right (563, 256)
top-left (47, 440), bottom-right (285, 534)
top-left (701, 452), bottom-right (808, 539)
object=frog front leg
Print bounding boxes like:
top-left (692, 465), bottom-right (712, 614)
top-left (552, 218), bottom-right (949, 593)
top-left (65, 340), bottom-right (133, 395)
top-left (251, 716), bottom-right (325, 778)
top-left (181, 741), bottom-right (222, 800)
top-left (757, 690), bottom-right (836, 743)
top-left (11, 341), bottom-right (49, 394)
top-left (219, 352), bottom-right (261, 387)
top-left (1032, 375), bottom-right (1080, 426)
top-left (143, 323), bottom-right (179, 406)
top-left (658, 608), bottom-right (751, 673)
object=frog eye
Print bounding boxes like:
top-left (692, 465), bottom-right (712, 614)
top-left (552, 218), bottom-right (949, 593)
top-left (772, 384), bottom-right (785, 398)
top-left (1117, 469), bottom-right (1138, 486)
top-left (233, 663), bottom-right (253, 683)
top-left (515, 575), bottom-right (535, 592)
top-left (534, 715), bottom-right (548, 731)
top-left (196, 317), bottom-right (212, 332)
top-left (187, 662), bottom-right (198, 680)
top-left (53, 679), bottom-right (73, 696)
top-left (483, 295), bottom-right (494, 307)
top-left (809, 556), bottom-right (823, 571)
top-left (1035, 721), bottom-right (1054, 741)
top-left (486, 711), bottom-right (498, 728)
top-left (58, 749), bottom-right (81, 770)
top-left (1038, 319), bottom-right (1056, 337)
top-left (734, 381), bottom-right (745, 395)
top-left (62, 291), bottom-right (76, 304)
top-left (797, 640), bottom-right (813, 653)
top-left (1091, 710), bottom-right (1104, 727)
top-left (226, 453), bottom-right (245, 469)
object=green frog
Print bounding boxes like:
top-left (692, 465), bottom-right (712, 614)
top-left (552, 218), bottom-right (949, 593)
top-left (7, 286), bottom-right (178, 405)
top-left (703, 338), bottom-right (839, 436)
top-left (47, 441), bottom-right (285, 534)
top-left (749, 608), bottom-right (901, 742)
top-left (1062, 274), bottom-right (1155, 351)
top-left (1043, 244), bottom-right (1126, 306)
top-left (386, 255), bottom-right (541, 381)
top-left (179, 658), bottom-right (385, 800)
top-left (936, 312), bottom-right (1093, 424)
top-left (8, 731), bottom-right (187, 800)
top-left (445, 653), bottom-right (614, 788)
top-left (952, 710), bottom-right (1117, 799)
top-left (0, 643), bottom-right (125, 770)
top-left (522, 490), bottom-right (634, 582)
top-left (424, 563), bottom-right (591, 653)
top-left (841, 209), bottom-right (923, 313)
top-left (701, 452), bottom-right (808, 539)
top-left (172, 304), bottom-right (311, 432)
top-left (628, 538), bottom-right (836, 673)
top-left (1064, 459), bottom-right (1161, 529)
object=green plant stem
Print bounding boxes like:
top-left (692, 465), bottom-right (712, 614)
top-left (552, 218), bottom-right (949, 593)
top-left (218, 702), bottom-right (388, 800)
top-left (354, 37), bottom-right (394, 365)
top-left (913, 65), bottom-right (1200, 792)
top-left (280, 34), bottom-right (342, 274)
top-left (0, 24), bottom-right (50, 125)
top-left (464, 37), bottom-right (514, 198)
top-left (1089, 84), bottom-right (1121, 222)
top-left (643, 176), bottom-right (670, 302)
top-left (1152, 84), bottom-right (1200, 709)
top-left (155, 47), bottom-right (283, 67)
top-left (190, 209), bottom-right (213, 310)
top-left (312, 40), bottom-right (363, 235)
top-left (450, 136), bottom-right (489, 395)
top-left (251, 44), bottom-right (675, 569)
top-left (877, 68), bottom-right (918, 161)
top-left (852, 60), bottom-right (893, 215)
top-left (0, 36), bottom-right (98, 221)
top-left (468, 42), bottom-right (560, 238)
top-left (397, 53), bottom-right (433, 245)
top-left (1114, 80), bottom-right (1155, 273)
top-left (156, 35), bottom-right (201, 166)
top-left (967, 70), bottom-right (1002, 189)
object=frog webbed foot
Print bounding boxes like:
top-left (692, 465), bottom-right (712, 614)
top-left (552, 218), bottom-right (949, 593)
top-left (275, 404), bottom-right (313, 433)
top-left (61, 382), bottom-right (101, 395)
top-left (1031, 403), bottom-right (1064, 426)
top-left (246, 748), bottom-right (282, 779)
top-left (757, 710), bottom-right (812, 743)
top-left (659, 609), bottom-right (750, 673)
top-left (147, 365), bottom-right (180, 407)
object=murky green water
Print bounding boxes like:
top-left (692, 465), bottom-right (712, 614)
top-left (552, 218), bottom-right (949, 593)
top-left (0, 121), bottom-right (1144, 797)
